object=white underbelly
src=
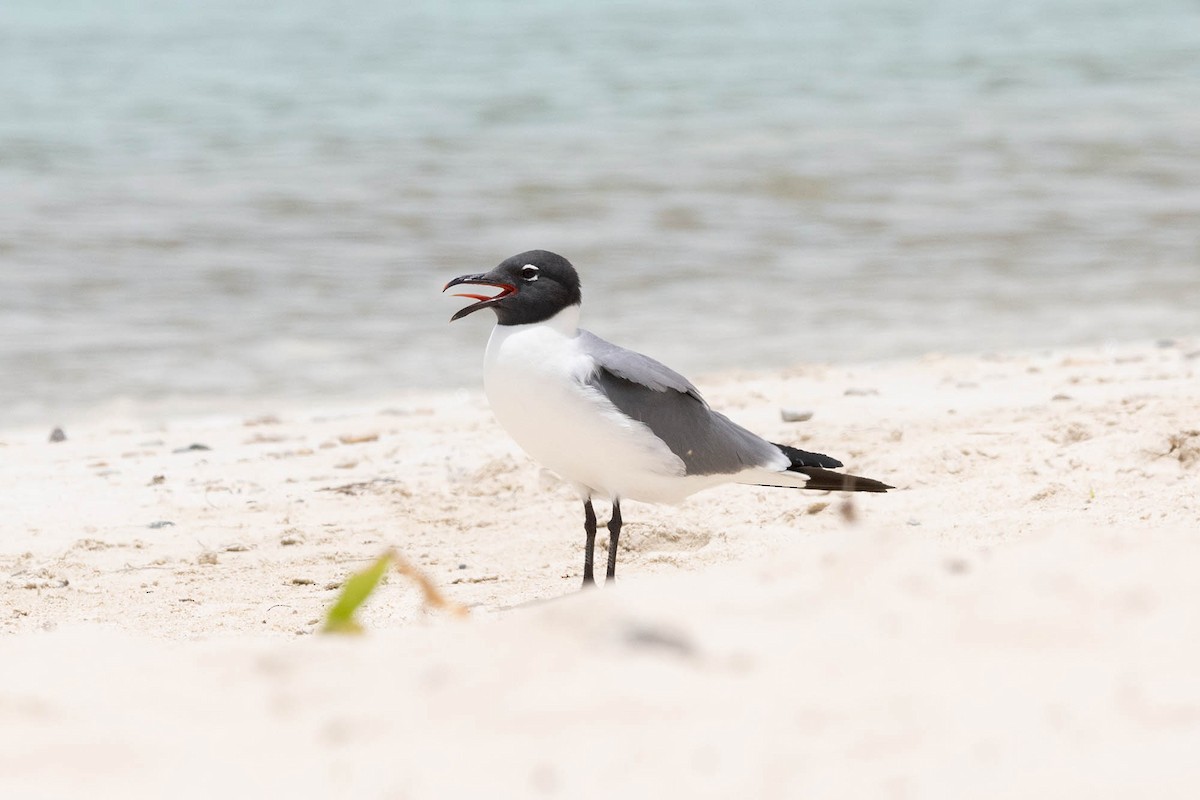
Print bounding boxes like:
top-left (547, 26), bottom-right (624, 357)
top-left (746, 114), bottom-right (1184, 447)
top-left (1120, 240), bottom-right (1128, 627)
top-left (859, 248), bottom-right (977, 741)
top-left (483, 325), bottom-right (713, 503)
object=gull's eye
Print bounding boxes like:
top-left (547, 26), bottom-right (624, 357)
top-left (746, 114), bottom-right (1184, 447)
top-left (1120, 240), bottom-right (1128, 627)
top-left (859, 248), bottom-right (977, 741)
top-left (521, 264), bottom-right (539, 281)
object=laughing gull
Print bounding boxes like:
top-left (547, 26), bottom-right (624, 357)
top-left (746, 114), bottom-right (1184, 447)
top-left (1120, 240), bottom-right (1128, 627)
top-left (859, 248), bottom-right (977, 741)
top-left (445, 250), bottom-right (892, 587)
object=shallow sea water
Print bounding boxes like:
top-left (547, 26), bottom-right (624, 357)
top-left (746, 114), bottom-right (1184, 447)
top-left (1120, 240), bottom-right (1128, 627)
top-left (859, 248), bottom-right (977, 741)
top-left (1, 0), bottom-right (1197, 427)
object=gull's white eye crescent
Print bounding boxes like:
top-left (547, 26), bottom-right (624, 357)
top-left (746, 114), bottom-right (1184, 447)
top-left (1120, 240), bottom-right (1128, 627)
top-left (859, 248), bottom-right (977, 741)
top-left (521, 264), bottom-right (539, 281)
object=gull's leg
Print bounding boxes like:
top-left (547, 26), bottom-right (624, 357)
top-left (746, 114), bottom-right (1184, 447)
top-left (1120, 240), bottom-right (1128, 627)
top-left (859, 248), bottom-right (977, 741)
top-left (582, 499), bottom-right (597, 588)
top-left (605, 499), bottom-right (622, 584)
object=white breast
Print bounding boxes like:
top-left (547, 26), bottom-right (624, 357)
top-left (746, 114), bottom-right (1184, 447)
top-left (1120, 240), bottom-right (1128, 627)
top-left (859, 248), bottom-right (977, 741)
top-left (482, 308), bottom-right (719, 504)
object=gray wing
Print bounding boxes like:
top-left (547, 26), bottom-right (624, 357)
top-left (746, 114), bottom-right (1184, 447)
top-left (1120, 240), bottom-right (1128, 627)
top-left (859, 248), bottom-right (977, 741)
top-left (577, 330), bottom-right (704, 399)
top-left (578, 330), bottom-right (784, 476)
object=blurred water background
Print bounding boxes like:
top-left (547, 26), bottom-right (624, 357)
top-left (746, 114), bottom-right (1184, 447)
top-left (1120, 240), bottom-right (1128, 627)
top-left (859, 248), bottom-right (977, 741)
top-left (1, 0), bottom-right (1198, 428)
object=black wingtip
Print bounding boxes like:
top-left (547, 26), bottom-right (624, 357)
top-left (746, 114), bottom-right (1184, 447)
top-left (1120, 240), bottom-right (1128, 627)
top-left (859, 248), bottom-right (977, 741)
top-left (771, 443), bottom-right (891, 492)
top-left (773, 442), bottom-right (844, 469)
top-left (794, 466), bottom-right (893, 493)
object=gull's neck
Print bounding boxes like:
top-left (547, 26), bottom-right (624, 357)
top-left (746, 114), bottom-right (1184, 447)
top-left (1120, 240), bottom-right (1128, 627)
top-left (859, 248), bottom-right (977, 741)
top-left (500, 303), bottom-right (581, 336)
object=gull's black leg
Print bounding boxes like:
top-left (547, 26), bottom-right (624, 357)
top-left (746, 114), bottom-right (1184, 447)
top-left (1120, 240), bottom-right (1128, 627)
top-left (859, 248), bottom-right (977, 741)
top-left (582, 499), bottom-right (597, 588)
top-left (605, 499), bottom-right (622, 584)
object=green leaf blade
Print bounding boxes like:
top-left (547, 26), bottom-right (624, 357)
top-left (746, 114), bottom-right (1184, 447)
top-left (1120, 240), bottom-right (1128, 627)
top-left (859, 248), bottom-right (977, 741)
top-left (321, 551), bottom-right (393, 634)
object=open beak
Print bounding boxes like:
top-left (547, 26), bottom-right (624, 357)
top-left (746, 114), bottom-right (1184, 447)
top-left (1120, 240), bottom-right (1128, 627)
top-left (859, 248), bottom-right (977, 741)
top-left (443, 273), bottom-right (517, 321)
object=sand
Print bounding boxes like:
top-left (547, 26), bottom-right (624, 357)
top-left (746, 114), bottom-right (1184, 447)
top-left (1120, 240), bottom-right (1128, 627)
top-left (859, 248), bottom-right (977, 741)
top-left (2, 339), bottom-right (1199, 798)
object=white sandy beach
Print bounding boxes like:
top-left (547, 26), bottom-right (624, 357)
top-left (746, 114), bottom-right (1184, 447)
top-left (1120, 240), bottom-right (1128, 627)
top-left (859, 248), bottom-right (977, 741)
top-left (2, 339), bottom-right (1199, 798)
